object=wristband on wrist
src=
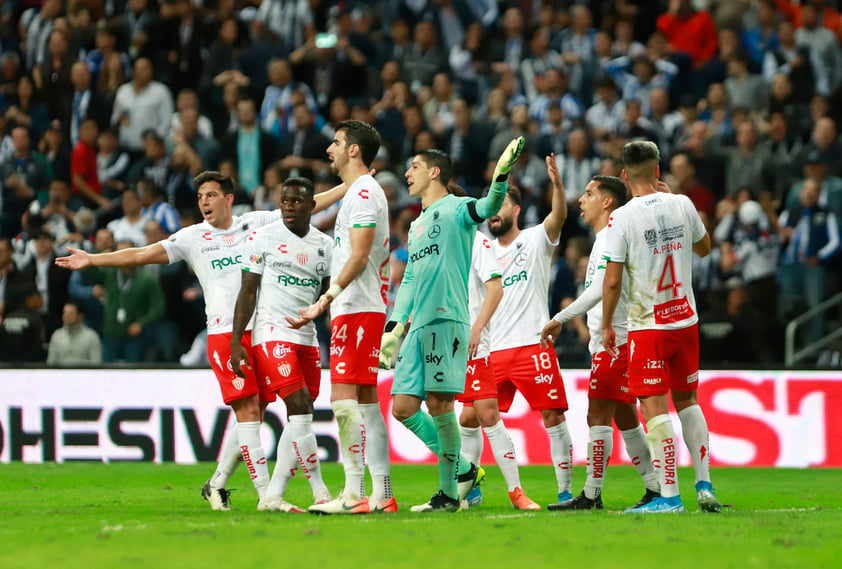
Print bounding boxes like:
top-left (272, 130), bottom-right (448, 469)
top-left (325, 284), bottom-right (343, 300)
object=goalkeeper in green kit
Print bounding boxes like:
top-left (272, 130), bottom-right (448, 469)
top-left (379, 137), bottom-right (524, 512)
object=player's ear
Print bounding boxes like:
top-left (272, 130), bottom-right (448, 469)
top-left (655, 164), bottom-right (661, 179)
top-left (430, 166), bottom-right (440, 180)
top-left (621, 169), bottom-right (628, 183)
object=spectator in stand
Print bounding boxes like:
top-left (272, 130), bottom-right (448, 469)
top-left (760, 111), bottom-right (804, 202)
top-left (448, 21), bottom-right (490, 104)
top-left (0, 289), bottom-right (46, 363)
top-left (67, 228), bottom-right (114, 334)
top-left (784, 149), bottom-right (842, 218)
top-left (277, 102), bottom-right (330, 181)
top-left (402, 20), bottom-right (446, 93)
top-left (741, 0), bottom-right (780, 69)
top-left (221, 98), bottom-right (278, 196)
top-left (0, 127), bottom-right (52, 238)
top-left (171, 107), bottom-right (220, 173)
top-left (554, 129), bottom-right (600, 201)
top-left (4, 75), bottom-right (51, 141)
top-left (530, 67), bottom-right (584, 125)
top-left (137, 178), bottom-right (180, 235)
top-left (22, 230), bottom-right (69, 336)
top-left (521, 26), bottom-right (564, 103)
top-left (656, 0), bottom-right (719, 69)
top-left (111, 58), bottom-right (174, 156)
top-left (794, 3), bottom-right (842, 92)
top-left (81, 240), bottom-right (165, 363)
top-left (169, 88), bottom-right (213, 143)
top-left (70, 119), bottom-right (109, 211)
top-left (33, 29), bottom-right (74, 125)
top-left (778, 178), bottom-right (841, 343)
top-left (669, 152), bottom-right (716, 218)
top-left (0, 236), bottom-right (37, 320)
top-left (803, 117), bottom-right (842, 179)
top-left (20, 0), bottom-right (61, 70)
top-left (764, 18), bottom-right (828, 104)
top-left (69, 62), bottom-right (112, 147)
top-left (586, 75), bottom-right (626, 140)
top-left (84, 23), bottom-right (132, 85)
top-left (114, 0), bottom-right (157, 60)
top-left (107, 188), bottom-right (147, 247)
top-left (254, 0), bottom-right (315, 54)
top-left (648, 87), bottom-right (685, 157)
top-left (96, 128), bottom-right (130, 197)
top-left (23, 180), bottom-right (76, 249)
top-left (156, 0), bottom-right (203, 96)
top-left (258, 58), bottom-right (316, 137)
top-left (126, 130), bottom-right (169, 189)
top-left (724, 52), bottom-right (769, 114)
top-left (553, 4), bottom-right (597, 104)
top-left (722, 120), bottom-right (772, 197)
top-left (605, 54), bottom-right (678, 115)
top-left (47, 301), bottom-right (102, 365)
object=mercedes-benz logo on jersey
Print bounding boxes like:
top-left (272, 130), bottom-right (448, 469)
top-left (644, 229), bottom-right (657, 246)
top-left (514, 252), bottom-right (527, 267)
top-left (316, 261), bottom-right (327, 275)
top-left (427, 224), bottom-right (441, 239)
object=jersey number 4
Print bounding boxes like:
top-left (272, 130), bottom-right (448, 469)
top-left (657, 254), bottom-right (682, 298)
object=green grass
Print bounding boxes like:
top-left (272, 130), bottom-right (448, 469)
top-left (1, 464), bottom-right (840, 569)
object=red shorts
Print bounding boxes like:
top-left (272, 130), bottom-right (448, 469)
top-left (329, 312), bottom-right (386, 385)
top-left (207, 331), bottom-right (259, 404)
top-left (627, 324), bottom-right (700, 397)
top-left (253, 341), bottom-right (321, 401)
top-left (490, 344), bottom-right (568, 412)
top-left (589, 345), bottom-right (634, 404)
top-left (456, 356), bottom-right (497, 404)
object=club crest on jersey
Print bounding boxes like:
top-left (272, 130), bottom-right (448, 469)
top-left (427, 224), bottom-right (441, 239)
top-left (278, 363), bottom-right (292, 377)
top-left (644, 229), bottom-right (657, 246)
top-left (297, 252), bottom-right (309, 266)
top-left (232, 376), bottom-right (244, 390)
top-left (223, 234), bottom-right (235, 245)
top-left (415, 224), bottom-right (425, 237)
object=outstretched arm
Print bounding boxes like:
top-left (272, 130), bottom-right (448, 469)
top-left (55, 243), bottom-right (169, 270)
top-left (312, 170), bottom-right (376, 214)
top-left (543, 153), bottom-right (568, 243)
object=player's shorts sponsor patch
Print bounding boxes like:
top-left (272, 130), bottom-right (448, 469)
top-left (687, 371), bottom-right (699, 384)
top-left (654, 297), bottom-right (694, 324)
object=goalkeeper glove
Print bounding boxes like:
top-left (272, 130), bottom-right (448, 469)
top-left (493, 136), bottom-right (525, 181)
top-left (379, 322), bottom-right (404, 369)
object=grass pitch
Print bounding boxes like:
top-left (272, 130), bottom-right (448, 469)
top-left (1, 463), bottom-right (840, 569)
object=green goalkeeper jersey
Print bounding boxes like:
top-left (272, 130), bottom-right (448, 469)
top-left (391, 184), bottom-right (507, 329)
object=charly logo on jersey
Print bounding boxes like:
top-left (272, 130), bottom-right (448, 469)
top-left (644, 229), bottom-right (657, 247)
top-left (297, 252), bottom-right (309, 266)
top-left (278, 243), bottom-right (288, 253)
top-left (202, 232), bottom-right (213, 241)
top-left (427, 224), bottom-right (441, 239)
top-left (222, 234), bottom-right (235, 245)
top-left (278, 363), bottom-right (292, 377)
top-left (210, 255), bottom-right (242, 269)
top-left (316, 261), bottom-right (327, 275)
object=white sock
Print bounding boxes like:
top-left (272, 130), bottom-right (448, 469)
top-left (266, 424), bottom-right (298, 499)
top-left (583, 425), bottom-right (613, 499)
top-left (209, 422), bottom-right (241, 489)
top-left (237, 421), bottom-right (270, 499)
top-left (546, 421), bottom-right (573, 495)
top-left (332, 399), bottom-right (365, 498)
top-left (621, 425), bottom-right (659, 492)
top-left (483, 420), bottom-right (521, 492)
top-left (459, 425), bottom-right (483, 466)
top-left (678, 404), bottom-right (712, 485)
top-left (646, 415), bottom-right (679, 499)
top-left (360, 403), bottom-right (392, 501)
top-left (286, 414), bottom-right (328, 497)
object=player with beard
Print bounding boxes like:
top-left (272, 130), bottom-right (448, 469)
top-left (230, 177), bottom-right (333, 513)
top-left (483, 154), bottom-right (574, 506)
top-left (602, 141), bottom-right (721, 513)
top-left (540, 175), bottom-right (661, 511)
top-left (56, 171), bottom-right (349, 510)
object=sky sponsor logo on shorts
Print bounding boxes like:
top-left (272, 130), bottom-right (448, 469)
top-left (330, 345), bottom-right (345, 357)
top-left (534, 373), bottom-right (553, 384)
top-left (425, 353), bottom-right (443, 365)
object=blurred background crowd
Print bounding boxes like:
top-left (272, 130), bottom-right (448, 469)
top-left (0, 0), bottom-right (840, 367)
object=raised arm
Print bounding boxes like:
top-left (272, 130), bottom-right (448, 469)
top-left (543, 153), bottom-right (568, 242)
top-left (473, 137), bottom-right (524, 220)
top-left (55, 242), bottom-right (170, 270)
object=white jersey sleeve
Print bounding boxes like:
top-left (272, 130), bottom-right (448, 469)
top-left (489, 225), bottom-right (558, 352)
top-left (556, 229), bottom-right (629, 354)
top-left (158, 212), bottom-right (279, 335)
top-left (602, 193), bottom-right (702, 331)
top-left (468, 232), bottom-right (502, 359)
top-left (246, 221), bottom-right (332, 347)
top-left (330, 174), bottom-right (390, 317)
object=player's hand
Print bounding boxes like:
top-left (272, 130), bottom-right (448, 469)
top-left (379, 322), bottom-right (404, 369)
top-left (546, 152), bottom-right (562, 189)
top-left (603, 324), bottom-right (618, 357)
top-left (468, 323), bottom-right (482, 360)
top-left (286, 294), bottom-right (331, 329)
top-left (540, 320), bottom-right (562, 349)
top-left (493, 136), bottom-right (525, 180)
top-left (230, 342), bottom-right (249, 378)
top-left (55, 247), bottom-right (93, 270)
top-left (653, 179), bottom-right (672, 193)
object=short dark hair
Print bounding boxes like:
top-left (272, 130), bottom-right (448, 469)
top-left (282, 176), bottom-right (315, 198)
top-left (505, 185), bottom-right (523, 207)
top-left (591, 175), bottom-right (626, 210)
top-left (64, 300), bottom-right (83, 315)
top-left (193, 171), bottom-right (236, 195)
top-left (622, 140), bottom-right (660, 181)
top-left (336, 120), bottom-right (381, 167)
top-left (417, 149), bottom-right (454, 187)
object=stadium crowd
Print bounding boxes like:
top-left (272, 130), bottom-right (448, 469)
top-left (0, 0), bottom-right (841, 366)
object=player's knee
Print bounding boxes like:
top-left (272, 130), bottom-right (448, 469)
top-left (284, 389), bottom-right (313, 416)
top-left (541, 408), bottom-right (566, 428)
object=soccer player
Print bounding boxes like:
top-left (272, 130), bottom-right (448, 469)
top-left (56, 171), bottom-right (348, 510)
top-left (457, 229), bottom-right (541, 511)
top-left (287, 121), bottom-right (393, 515)
top-left (229, 177), bottom-right (333, 513)
top-left (602, 140), bottom-right (722, 513)
top-left (378, 140), bottom-right (524, 512)
top-left (485, 153), bottom-right (573, 506)
top-left (540, 175), bottom-right (660, 511)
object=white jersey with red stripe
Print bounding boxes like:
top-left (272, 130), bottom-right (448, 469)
top-left (241, 220), bottom-right (332, 347)
top-left (330, 174), bottom-right (390, 317)
top-left (468, 232), bottom-right (502, 360)
top-left (602, 192), bottom-right (706, 331)
top-left (160, 210), bottom-right (277, 334)
top-left (489, 224), bottom-right (558, 352)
